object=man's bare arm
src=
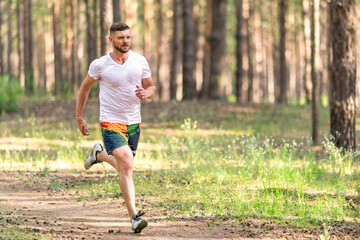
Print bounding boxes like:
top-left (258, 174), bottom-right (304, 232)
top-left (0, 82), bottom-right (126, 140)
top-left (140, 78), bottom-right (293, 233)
top-left (76, 74), bottom-right (98, 136)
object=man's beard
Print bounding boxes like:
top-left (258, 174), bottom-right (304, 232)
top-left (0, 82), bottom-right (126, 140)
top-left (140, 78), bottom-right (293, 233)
top-left (114, 45), bottom-right (129, 53)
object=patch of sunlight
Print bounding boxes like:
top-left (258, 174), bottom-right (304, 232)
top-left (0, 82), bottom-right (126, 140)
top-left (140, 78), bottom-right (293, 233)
top-left (0, 137), bottom-right (162, 152)
top-left (0, 160), bottom-right (77, 171)
top-left (135, 151), bottom-right (190, 171)
top-left (0, 137), bottom-right (92, 151)
top-left (143, 128), bottom-right (245, 137)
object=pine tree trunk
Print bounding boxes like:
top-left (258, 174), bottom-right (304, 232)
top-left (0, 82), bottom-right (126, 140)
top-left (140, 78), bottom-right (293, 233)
top-left (257, 8), bottom-right (266, 102)
top-left (16, 0), bottom-right (23, 81)
top-left (66, 0), bottom-right (74, 91)
top-left (73, 0), bottom-right (82, 90)
top-left (279, 0), bottom-right (287, 104)
top-left (170, 0), bottom-right (180, 101)
top-left (201, 1), bottom-right (212, 99)
top-left (137, 0), bottom-right (145, 53)
top-left (36, 0), bottom-right (46, 92)
top-left (85, 0), bottom-right (97, 66)
top-left (327, 1), bottom-right (332, 104)
top-left (155, 0), bottom-right (163, 100)
top-left (182, 0), bottom-right (196, 100)
top-left (302, 0), bottom-right (312, 103)
top-left (295, 12), bottom-right (302, 103)
top-left (52, 1), bottom-right (64, 96)
top-left (144, 0), bottom-right (152, 59)
top-left (24, 0), bottom-right (34, 95)
top-left (311, 0), bottom-right (319, 144)
top-left (7, 1), bottom-right (13, 77)
top-left (112, 0), bottom-right (121, 23)
top-left (330, 0), bottom-right (356, 151)
top-left (271, 0), bottom-right (280, 103)
top-left (100, 0), bottom-right (107, 56)
top-left (236, 0), bottom-right (243, 103)
top-left (246, 0), bottom-right (254, 103)
top-left (209, 0), bottom-right (226, 99)
top-left (0, 1), bottom-right (4, 75)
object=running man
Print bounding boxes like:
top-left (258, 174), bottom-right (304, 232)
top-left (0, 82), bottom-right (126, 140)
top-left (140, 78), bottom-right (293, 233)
top-left (76, 22), bottom-right (156, 233)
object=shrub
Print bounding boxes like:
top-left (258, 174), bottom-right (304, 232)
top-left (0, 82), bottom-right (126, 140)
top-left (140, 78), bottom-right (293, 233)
top-left (0, 75), bottom-right (23, 113)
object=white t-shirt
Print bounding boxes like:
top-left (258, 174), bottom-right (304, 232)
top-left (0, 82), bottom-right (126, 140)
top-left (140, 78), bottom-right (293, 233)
top-left (88, 50), bottom-right (151, 125)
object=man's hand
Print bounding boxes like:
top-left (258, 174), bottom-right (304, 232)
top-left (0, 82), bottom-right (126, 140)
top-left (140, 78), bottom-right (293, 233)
top-left (135, 85), bottom-right (148, 99)
top-left (76, 116), bottom-right (90, 136)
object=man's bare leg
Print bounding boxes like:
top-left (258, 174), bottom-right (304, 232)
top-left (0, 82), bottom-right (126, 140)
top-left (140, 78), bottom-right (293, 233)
top-left (97, 151), bottom-right (118, 170)
top-left (88, 143), bottom-right (147, 233)
top-left (97, 146), bottom-right (136, 220)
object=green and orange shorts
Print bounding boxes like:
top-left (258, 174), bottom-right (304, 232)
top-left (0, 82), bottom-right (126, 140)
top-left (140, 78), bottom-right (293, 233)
top-left (100, 122), bottom-right (141, 156)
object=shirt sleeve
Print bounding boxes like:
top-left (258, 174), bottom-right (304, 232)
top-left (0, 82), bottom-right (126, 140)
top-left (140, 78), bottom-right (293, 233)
top-left (88, 59), bottom-right (100, 80)
top-left (141, 56), bottom-right (151, 79)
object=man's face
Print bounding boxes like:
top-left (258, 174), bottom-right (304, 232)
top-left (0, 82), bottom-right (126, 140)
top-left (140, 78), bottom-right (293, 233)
top-left (110, 29), bottom-right (132, 53)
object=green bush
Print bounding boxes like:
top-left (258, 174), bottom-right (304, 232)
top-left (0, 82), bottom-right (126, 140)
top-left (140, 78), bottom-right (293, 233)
top-left (0, 75), bottom-right (23, 113)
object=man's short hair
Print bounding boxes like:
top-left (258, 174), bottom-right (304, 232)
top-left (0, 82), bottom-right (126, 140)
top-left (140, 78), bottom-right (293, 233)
top-left (110, 22), bottom-right (130, 35)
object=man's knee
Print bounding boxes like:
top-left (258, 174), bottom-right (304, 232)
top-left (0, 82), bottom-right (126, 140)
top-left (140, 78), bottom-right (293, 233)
top-left (119, 158), bottom-right (133, 174)
top-left (113, 147), bottom-right (134, 174)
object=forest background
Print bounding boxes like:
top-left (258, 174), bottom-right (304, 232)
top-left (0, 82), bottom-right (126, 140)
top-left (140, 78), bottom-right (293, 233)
top-left (0, 1), bottom-right (360, 239)
top-left (1, 0), bottom-right (359, 151)
top-left (0, 0), bottom-right (355, 103)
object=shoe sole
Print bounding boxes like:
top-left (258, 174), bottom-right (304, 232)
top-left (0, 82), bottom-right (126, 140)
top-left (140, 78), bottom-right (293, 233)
top-left (84, 143), bottom-right (103, 170)
top-left (134, 219), bottom-right (148, 233)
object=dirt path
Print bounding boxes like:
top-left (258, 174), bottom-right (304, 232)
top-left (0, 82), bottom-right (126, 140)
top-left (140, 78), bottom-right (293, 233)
top-left (2, 170), bottom-right (358, 240)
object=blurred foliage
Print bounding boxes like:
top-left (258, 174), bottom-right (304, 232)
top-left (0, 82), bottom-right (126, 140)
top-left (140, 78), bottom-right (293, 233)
top-left (0, 75), bottom-right (23, 113)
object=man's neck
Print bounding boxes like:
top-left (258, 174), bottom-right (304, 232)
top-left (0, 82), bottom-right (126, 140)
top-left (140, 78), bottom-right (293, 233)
top-left (111, 50), bottom-right (130, 65)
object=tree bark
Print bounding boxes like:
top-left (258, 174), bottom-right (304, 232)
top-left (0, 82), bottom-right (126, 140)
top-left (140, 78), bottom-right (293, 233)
top-left (16, 0), bottom-right (22, 80)
top-left (302, 0), bottom-right (312, 103)
top-left (330, 0), bottom-right (356, 151)
top-left (311, 0), bottom-right (319, 144)
top-left (66, 0), bottom-right (74, 91)
top-left (85, 0), bottom-right (97, 66)
top-left (136, 0), bottom-right (145, 53)
top-left (209, 0), bottom-right (226, 99)
top-left (52, 1), bottom-right (64, 96)
top-left (24, 0), bottom-right (34, 95)
top-left (36, 0), bottom-right (46, 92)
top-left (246, 0), bottom-right (254, 103)
top-left (278, 0), bottom-right (287, 104)
top-left (74, 0), bottom-right (82, 90)
top-left (155, 0), bottom-right (163, 100)
top-left (144, 0), bottom-right (152, 60)
top-left (7, 0), bottom-right (13, 77)
top-left (170, 0), bottom-right (180, 101)
top-left (112, 0), bottom-right (121, 23)
top-left (295, 11), bottom-right (302, 103)
top-left (201, 1), bottom-right (212, 99)
top-left (0, 1), bottom-right (4, 75)
top-left (100, 0), bottom-right (107, 56)
top-left (182, 0), bottom-right (196, 100)
top-left (236, 0), bottom-right (243, 103)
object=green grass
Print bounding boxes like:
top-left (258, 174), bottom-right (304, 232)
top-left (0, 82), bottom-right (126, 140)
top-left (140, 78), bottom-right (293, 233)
top-left (132, 127), bottom-right (359, 226)
top-left (1, 101), bottom-right (359, 229)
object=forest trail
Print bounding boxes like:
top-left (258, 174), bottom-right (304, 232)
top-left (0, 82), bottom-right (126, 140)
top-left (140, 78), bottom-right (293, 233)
top-left (1, 100), bottom-right (358, 239)
top-left (0, 170), bottom-right (322, 240)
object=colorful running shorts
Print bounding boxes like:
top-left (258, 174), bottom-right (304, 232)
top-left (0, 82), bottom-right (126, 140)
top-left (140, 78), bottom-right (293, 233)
top-left (100, 122), bottom-right (141, 156)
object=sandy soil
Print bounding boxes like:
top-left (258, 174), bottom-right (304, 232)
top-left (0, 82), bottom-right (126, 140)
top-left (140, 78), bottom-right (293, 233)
top-left (1, 170), bottom-right (359, 240)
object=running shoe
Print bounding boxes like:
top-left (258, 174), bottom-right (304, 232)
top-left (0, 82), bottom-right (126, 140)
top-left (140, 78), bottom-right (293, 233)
top-left (84, 143), bottom-right (103, 170)
top-left (131, 210), bottom-right (148, 233)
